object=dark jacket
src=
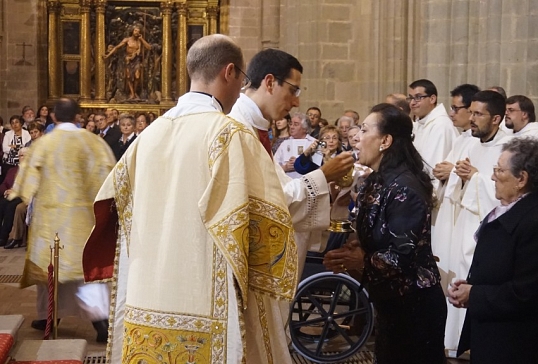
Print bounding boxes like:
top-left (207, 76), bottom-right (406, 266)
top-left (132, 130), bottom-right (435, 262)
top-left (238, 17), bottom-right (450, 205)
top-left (101, 125), bottom-right (122, 151)
top-left (112, 134), bottom-right (137, 161)
top-left (457, 192), bottom-right (538, 363)
top-left (356, 165), bottom-right (440, 302)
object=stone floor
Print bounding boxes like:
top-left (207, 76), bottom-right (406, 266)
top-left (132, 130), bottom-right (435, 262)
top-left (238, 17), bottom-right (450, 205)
top-left (0, 246), bottom-right (105, 356)
top-left (0, 245), bottom-right (468, 363)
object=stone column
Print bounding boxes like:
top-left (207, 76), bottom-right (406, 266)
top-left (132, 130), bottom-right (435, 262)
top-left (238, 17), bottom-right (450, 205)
top-left (261, 0), bottom-right (279, 49)
top-left (79, 0), bottom-right (92, 101)
top-left (47, 0), bottom-right (61, 100)
top-left (94, 0), bottom-right (107, 101)
top-left (176, 3), bottom-right (188, 96)
top-left (207, 6), bottom-right (219, 35)
top-left (160, 1), bottom-right (173, 101)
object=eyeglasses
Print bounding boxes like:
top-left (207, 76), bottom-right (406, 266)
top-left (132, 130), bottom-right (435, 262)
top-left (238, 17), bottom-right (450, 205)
top-left (506, 108), bottom-right (522, 114)
top-left (406, 94), bottom-right (430, 103)
top-left (493, 165), bottom-right (508, 176)
top-left (322, 135), bottom-right (339, 141)
top-left (470, 111), bottom-right (491, 118)
top-left (234, 65), bottom-right (251, 90)
top-left (276, 78), bottom-right (301, 97)
top-left (450, 105), bottom-right (468, 113)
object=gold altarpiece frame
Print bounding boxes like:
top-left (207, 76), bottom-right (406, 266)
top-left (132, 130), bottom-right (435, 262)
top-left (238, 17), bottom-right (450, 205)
top-left (46, 0), bottom-right (221, 115)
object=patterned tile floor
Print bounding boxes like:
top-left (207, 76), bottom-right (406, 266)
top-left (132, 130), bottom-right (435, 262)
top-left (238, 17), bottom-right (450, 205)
top-left (0, 246), bottom-right (468, 363)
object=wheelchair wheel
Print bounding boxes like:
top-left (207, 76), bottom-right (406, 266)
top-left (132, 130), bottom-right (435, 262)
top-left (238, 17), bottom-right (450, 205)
top-left (289, 272), bottom-right (374, 363)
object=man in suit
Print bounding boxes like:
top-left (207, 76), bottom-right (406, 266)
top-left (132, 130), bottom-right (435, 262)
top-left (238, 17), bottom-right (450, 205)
top-left (95, 112), bottom-right (121, 154)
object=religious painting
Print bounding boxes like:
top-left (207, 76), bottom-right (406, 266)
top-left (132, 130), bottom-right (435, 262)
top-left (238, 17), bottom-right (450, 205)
top-left (62, 21), bottom-right (80, 55)
top-left (63, 60), bottom-right (80, 95)
top-left (104, 4), bottom-right (162, 103)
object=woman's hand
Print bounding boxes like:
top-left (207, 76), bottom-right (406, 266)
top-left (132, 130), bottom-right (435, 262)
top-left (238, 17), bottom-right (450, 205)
top-left (448, 279), bottom-right (472, 308)
top-left (303, 140), bottom-right (319, 157)
top-left (323, 239), bottom-right (365, 275)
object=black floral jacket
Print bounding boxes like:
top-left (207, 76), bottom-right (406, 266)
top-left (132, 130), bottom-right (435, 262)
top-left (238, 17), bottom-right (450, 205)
top-left (356, 165), bottom-right (440, 302)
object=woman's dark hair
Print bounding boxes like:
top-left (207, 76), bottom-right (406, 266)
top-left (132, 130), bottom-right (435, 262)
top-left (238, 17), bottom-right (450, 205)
top-left (363, 103), bottom-right (433, 206)
top-left (37, 104), bottom-right (54, 126)
top-left (9, 115), bottom-right (21, 125)
top-left (503, 137), bottom-right (538, 193)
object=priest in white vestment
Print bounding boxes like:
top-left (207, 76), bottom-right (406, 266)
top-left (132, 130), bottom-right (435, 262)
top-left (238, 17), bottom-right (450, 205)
top-left (430, 84), bottom-right (481, 355)
top-left (446, 91), bottom-right (512, 358)
top-left (408, 79), bottom-right (459, 190)
top-left (505, 95), bottom-right (538, 139)
top-left (84, 35), bottom-right (299, 364)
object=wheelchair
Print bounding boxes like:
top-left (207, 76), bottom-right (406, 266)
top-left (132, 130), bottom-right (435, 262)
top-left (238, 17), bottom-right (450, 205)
top-left (289, 230), bottom-right (375, 363)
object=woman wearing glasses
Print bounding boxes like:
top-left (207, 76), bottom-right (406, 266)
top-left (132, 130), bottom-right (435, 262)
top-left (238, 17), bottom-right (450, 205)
top-left (293, 125), bottom-right (343, 175)
top-left (449, 137), bottom-right (538, 363)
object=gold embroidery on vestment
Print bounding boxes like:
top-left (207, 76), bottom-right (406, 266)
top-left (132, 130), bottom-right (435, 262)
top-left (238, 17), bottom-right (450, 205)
top-left (113, 160), bottom-right (133, 256)
top-left (255, 292), bottom-right (274, 364)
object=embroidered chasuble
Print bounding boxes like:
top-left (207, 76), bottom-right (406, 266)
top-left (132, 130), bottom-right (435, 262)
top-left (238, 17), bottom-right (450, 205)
top-left (10, 128), bottom-right (115, 288)
top-left (83, 99), bottom-right (298, 363)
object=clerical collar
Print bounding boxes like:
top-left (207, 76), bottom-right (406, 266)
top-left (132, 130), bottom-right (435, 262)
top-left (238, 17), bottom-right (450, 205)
top-left (192, 91), bottom-right (223, 111)
top-left (481, 129), bottom-right (498, 143)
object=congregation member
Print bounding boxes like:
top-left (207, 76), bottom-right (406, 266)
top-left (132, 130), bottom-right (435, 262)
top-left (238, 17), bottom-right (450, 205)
top-left (386, 93), bottom-right (411, 115)
top-left (449, 90), bottom-right (512, 352)
top-left (36, 105), bottom-right (52, 126)
top-left (95, 111), bottom-right (121, 151)
top-left (408, 79), bottom-right (458, 189)
top-left (274, 112), bottom-right (315, 178)
top-left (111, 114), bottom-right (137, 160)
top-left (449, 138), bottom-right (538, 363)
top-left (2, 115), bottom-right (31, 181)
top-left (324, 104), bottom-right (446, 364)
top-left (11, 98), bottom-right (115, 342)
top-left (24, 122), bottom-right (44, 147)
top-left (21, 106), bottom-right (35, 129)
top-left (336, 115), bottom-right (353, 150)
top-left (0, 148), bottom-right (26, 248)
top-left (347, 125), bottom-right (360, 157)
top-left (83, 34), bottom-right (302, 363)
top-left (344, 109), bottom-right (360, 125)
top-left (504, 95), bottom-right (538, 137)
top-left (307, 106), bottom-right (322, 138)
top-left (134, 112), bottom-right (149, 135)
top-left (294, 125), bottom-right (344, 175)
top-left (85, 119), bottom-right (96, 133)
top-left (430, 83), bottom-right (481, 356)
top-left (271, 114), bottom-right (291, 154)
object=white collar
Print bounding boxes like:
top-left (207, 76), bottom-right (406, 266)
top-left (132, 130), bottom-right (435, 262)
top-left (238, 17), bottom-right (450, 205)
top-left (55, 122), bottom-right (79, 131)
top-left (163, 92), bottom-right (223, 118)
top-left (229, 93), bottom-right (270, 131)
top-left (417, 103), bottom-right (449, 126)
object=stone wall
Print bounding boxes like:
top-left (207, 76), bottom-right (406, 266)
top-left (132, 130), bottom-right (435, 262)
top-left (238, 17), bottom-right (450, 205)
top-left (228, 0), bottom-right (538, 122)
top-left (1, 0), bottom-right (537, 124)
top-left (0, 0), bottom-right (46, 125)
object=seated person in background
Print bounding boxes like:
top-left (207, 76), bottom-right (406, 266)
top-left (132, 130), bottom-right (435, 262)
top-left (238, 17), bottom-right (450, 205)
top-left (0, 148), bottom-right (27, 248)
top-left (85, 120), bottom-right (97, 133)
top-left (7, 200), bottom-right (28, 249)
top-left (271, 114), bottom-right (291, 154)
top-left (337, 115), bottom-right (353, 150)
top-left (24, 122), bottom-right (45, 147)
top-left (294, 125), bottom-right (343, 175)
top-left (274, 112), bottom-right (314, 178)
top-left (112, 114), bottom-right (137, 161)
top-left (135, 112), bottom-right (149, 135)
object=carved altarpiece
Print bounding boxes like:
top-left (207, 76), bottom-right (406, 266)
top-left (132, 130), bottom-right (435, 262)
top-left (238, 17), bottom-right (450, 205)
top-left (46, 0), bottom-right (220, 114)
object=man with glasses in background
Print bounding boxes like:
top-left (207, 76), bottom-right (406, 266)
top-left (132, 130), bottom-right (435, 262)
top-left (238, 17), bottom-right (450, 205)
top-left (448, 91), bottom-right (512, 358)
top-left (505, 95), bottom-right (538, 138)
top-left (307, 106), bottom-right (322, 138)
top-left (430, 84), bottom-right (481, 358)
top-left (229, 48), bottom-right (354, 362)
top-left (408, 79), bottom-right (458, 189)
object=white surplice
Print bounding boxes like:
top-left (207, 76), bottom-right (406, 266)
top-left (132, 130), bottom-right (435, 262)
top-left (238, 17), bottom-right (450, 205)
top-left (444, 130), bottom-right (511, 355)
top-left (413, 103), bottom-right (459, 190)
top-left (229, 93), bottom-right (331, 276)
top-left (513, 121), bottom-right (538, 138)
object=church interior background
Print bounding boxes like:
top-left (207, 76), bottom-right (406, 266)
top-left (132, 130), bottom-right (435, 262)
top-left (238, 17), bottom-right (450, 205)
top-left (0, 0), bottom-right (537, 124)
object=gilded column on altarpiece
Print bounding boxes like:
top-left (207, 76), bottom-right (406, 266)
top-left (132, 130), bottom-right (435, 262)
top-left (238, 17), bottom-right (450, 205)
top-left (176, 3), bottom-right (188, 97)
top-left (79, 0), bottom-right (92, 101)
top-left (95, 0), bottom-right (107, 101)
top-left (160, 1), bottom-right (173, 101)
top-left (207, 6), bottom-right (219, 35)
top-left (47, 0), bottom-right (61, 100)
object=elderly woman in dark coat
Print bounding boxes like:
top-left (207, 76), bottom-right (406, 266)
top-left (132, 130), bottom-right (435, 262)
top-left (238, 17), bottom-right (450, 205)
top-left (449, 137), bottom-right (538, 363)
top-left (323, 104), bottom-right (446, 363)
